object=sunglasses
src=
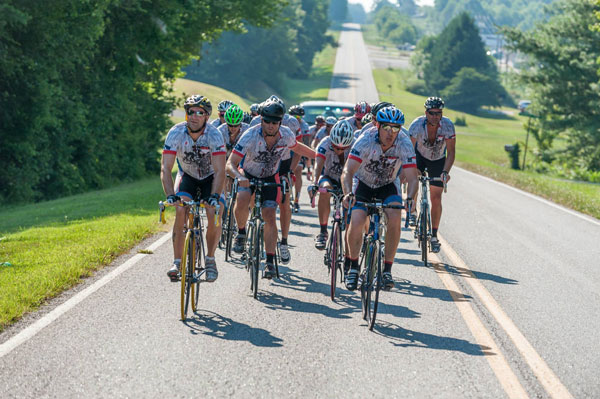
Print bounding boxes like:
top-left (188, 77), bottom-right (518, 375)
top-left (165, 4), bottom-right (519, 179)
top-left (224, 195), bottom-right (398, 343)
top-left (227, 124), bottom-right (241, 128)
top-left (332, 144), bottom-right (347, 151)
top-left (427, 110), bottom-right (443, 116)
top-left (219, 112), bottom-right (225, 117)
top-left (187, 110), bottom-right (206, 116)
top-left (380, 124), bottom-right (401, 133)
top-left (263, 120), bottom-right (280, 125)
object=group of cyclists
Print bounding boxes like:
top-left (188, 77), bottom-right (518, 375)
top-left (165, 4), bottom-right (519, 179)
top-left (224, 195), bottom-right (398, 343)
top-left (160, 93), bottom-right (456, 292)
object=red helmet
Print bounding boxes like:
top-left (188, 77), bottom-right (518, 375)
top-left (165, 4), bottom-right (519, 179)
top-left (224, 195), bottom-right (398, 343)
top-left (354, 101), bottom-right (371, 119)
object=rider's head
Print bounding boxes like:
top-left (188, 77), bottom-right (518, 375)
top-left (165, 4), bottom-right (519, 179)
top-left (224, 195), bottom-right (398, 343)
top-left (224, 104), bottom-right (244, 130)
top-left (361, 113), bottom-right (373, 126)
top-left (330, 119), bottom-right (354, 151)
top-left (289, 105), bottom-right (305, 120)
top-left (315, 115), bottom-right (326, 127)
top-left (325, 116), bottom-right (337, 132)
top-left (183, 95), bottom-right (211, 132)
top-left (260, 100), bottom-right (285, 136)
top-left (354, 101), bottom-right (371, 120)
top-left (249, 103), bottom-right (260, 116)
top-left (375, 106), bottom-right (404, 146)
top-left (424, 97), bottom-right (444, 124)
top-left (217, 100), bottom-right (234, 121)
top-left (370, 101), bottom-right (393, 117)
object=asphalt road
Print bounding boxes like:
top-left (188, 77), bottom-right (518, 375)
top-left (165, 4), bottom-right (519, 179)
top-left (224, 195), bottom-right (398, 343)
top-left (1, 22), bottom-right (599, 399)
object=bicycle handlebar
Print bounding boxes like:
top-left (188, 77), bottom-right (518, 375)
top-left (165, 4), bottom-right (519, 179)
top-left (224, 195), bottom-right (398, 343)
top-left (310, 186), bottom-right (343, 208)
top-left (158, 200), bottom-right (220, 226)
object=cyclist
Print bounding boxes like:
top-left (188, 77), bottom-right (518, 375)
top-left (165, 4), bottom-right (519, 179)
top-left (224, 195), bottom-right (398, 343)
top-left (250, 103), bottom-right (260, 117)
top-left (311, 116), bottom-right (337, 148)
top-left (407, 97), bottom-right (455, 253)
top-left (341, 106), bottom-right (418, 291)
top-left (210, 99), bottom-right (234, 128)
top-left (346, 101), bottom-right (371, 132)
top-left (226, 100), bottom-right (315, 279)
top-left (218, 104), bottom-right (249, 157)
top-left (310, 119), bottom-right (355, 252)
top-left (161, 95), bottom-right (226, 283)
top-left (308, 115), bottom-right (326, 146)
top-left (289, 105), bottom-right (310, 213)
top-left (242, 112), bottom-right (253, 124)
top-left (354, 101), bottom-right (392, 139)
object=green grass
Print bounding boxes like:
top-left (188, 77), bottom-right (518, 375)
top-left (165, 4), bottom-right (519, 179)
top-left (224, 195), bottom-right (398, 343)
top-left (372, 68), bottom-right (600, 219)
top-left (282, 31), bottom-right (340, 105)
top-left (0, 177), bottom-right (171, 330)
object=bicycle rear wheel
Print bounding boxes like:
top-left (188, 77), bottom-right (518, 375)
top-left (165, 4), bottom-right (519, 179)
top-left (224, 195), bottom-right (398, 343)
top-left (191, 232), bottom-right (205, 312)
top-left (180, 231), bottom-right (194, 320)
top-left (329, 222), bottom-right (340, 301)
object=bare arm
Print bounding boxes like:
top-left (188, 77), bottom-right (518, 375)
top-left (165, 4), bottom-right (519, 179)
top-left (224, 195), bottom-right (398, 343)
top-left (210, 153), bottom-right (226, 195)
top-left (403, 167), bottom-right (419, 199)
top-left (443, 138), bottom-right (456, 174)
top-left (313, 156), bottom-right (325, 185)
top-left (292, 142), bottom-right (316, 159)
top-left (226, 152), bottom-right (249, 187)
top-left (161, 153), bottom-right (177, 197)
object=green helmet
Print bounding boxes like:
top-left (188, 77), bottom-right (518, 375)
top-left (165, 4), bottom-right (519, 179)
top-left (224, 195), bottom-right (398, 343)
top-left (224, 104), bottom-right (244, 125)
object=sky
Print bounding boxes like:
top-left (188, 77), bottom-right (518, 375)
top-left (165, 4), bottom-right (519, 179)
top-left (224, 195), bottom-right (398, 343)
top-left (348, 0), bottom-right (435, 12)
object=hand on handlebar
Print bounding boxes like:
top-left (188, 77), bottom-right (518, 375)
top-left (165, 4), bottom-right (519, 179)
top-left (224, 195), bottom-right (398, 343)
top-left (237, 176), bottom-right (250, 188)
top-left (342, 193), bottom-right (355, 209)
top-left (167, 194), bottom-right (181, 204)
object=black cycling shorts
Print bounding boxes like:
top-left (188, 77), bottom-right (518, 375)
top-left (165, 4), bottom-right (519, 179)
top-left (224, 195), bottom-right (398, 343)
top-left (278, 157), bottom-right (293, 175)
top-left (353, 180), bottom-right (402, 208)
top-left (176, 173), bottom-right (213, 201)
top-left (415, 149), bottom-right (446, 188)
top-left (238, 171), bottom-right (281, 208)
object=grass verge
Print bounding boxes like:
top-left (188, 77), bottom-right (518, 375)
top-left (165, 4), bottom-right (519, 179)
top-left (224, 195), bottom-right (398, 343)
top-left (372, 68), bottom-right (600, 219)
top-left (0, 177), bottom-right (170, 331)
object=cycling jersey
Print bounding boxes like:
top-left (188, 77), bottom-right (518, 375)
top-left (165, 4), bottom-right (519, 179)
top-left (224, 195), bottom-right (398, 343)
top-left (218, 122), bottom-right (249, 151)
top-left (209, 118), bottom-right (223, 129)
top-left (407, 115), bottom-right (456, 161)
top-left (307, 125), bottom-right (321, 144)
top-left (354, 121), bottom-right (374, 138)
top-left (348, 128), bottom-right (416, 189)
top-left (163, 122), bottom-right (226, 181)
top-left (344, 116), bottom-right (362, 132)
top-left (297, 119), bottom-right (310, 145)
top-left (314, 126), bottom-right (330, 143)
top-left (316, 136), bottom-right (354, 181)
top-left (232, 125), bottom-right (297, 178)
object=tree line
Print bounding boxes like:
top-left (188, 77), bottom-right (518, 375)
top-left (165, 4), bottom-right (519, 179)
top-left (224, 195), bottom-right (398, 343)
top-left (184, 0), bottom-right (336, 97)
top-left (0, 0), bottom-right (284, 203)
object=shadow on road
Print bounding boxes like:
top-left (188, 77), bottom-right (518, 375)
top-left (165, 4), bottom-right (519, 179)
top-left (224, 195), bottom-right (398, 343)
top-left (185, 311), bottom-right (283, 347)
top-left (393, 278), bottom-right (472, 303)
top-left (260, 290), bottom-right (356, 320)
top-left (429, 262), bottom-right (518, 285)
top-left (330, 73), bottom-right (356, 90)
top-left (373, 320), bottom-right (493, 356)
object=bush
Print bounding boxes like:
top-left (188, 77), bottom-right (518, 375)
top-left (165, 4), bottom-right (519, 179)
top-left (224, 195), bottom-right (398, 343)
top-left (442, 67), bottom-right (508, 113)
top-left (454, 115), bottom-right (467, 126)
top-left (405, 79), bottom-right (428, 96)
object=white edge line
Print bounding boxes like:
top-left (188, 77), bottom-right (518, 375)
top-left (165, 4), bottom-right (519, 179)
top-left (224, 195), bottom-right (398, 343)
top-left (457, 167), bottom-right (600, 227)
top-left (0, 232), bottom-right (172, 359)
top-left (437, 233), bottom-right (574, 399)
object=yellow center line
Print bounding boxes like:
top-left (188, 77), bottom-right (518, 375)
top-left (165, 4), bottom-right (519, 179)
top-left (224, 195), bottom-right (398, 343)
top-left (436, 234), bottom-right (574, 399)
top-left (428, 257), bottom-right (528, 398)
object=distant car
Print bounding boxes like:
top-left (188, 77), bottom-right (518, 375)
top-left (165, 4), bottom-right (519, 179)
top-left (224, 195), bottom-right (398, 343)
top-left (518, 100), bottom-right (531, 114)
top-left (299, 100), bottom-right (355, 125)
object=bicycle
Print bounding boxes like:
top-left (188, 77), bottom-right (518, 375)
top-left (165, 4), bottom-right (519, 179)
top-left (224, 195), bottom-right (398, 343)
top-left (413, 169), bottom-right (446, 266)
top-left (357, 201), bottom-right (403, 331)
top-left (159, 199), bottom-right (219, 320)
top-left (243, 178), bottom-right (285, 299)
top-left (310, 186), bottom-right (346, 301)
top-left (219, 176), bottom-right (238, 262)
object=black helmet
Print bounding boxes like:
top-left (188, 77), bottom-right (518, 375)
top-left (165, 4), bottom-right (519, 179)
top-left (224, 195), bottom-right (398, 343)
top-left (242, 112), bottom-right (252, 124)
top-left (370, 101), bottom-right (393, 116)
top-left (267, 95), bottom-right (286, 113)
top-left (184, 95), bottom-right (212, 115)
top-left (289, 105), bottom-right (305, 117)
top-left (260, 100), bottom-right (285, 122)
top-left (425, 97), bottom-right (445, 109)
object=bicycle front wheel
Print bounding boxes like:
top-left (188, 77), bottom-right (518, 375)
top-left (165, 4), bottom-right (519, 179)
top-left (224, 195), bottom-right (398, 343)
top-left (361, 240), bottom-right (375, 322)
top-left (420, 206), bottom-right (428, 266)
top-left (180, 231), bottom-right (194, 320)
top-left (329, 222), bottom-right (340, 301)
top-left (368, 242), bottom-right (383, 331)
top-left (191, 231), bottom-right (205, 312)
top-left (225, 193), bottom-right (237, 262)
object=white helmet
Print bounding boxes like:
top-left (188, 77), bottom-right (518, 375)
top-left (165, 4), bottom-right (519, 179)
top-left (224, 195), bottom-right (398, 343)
top-left (325, 116), bottom-right (337, 125)
top-left (330, 119), bottom-right (354, 147)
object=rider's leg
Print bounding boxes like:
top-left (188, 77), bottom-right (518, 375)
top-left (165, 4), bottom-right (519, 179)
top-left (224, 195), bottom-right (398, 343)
top-left (234, 190), bottom-right (251, 232)
top-left (204, 205), bottom-right (223, 257)
top-left (263, 206), bottom-right (278, 255)
top-left (430, 185), bottom-right (443, 235)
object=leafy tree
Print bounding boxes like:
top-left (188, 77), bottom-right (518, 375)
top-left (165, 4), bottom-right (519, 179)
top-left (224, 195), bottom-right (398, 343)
top-left (441, 67), bottom-right (506, 112)
top-left (348, 3), bottom-right (368, 23)
top-left (502, 0), bottom-right (600, 171)
top-left (423, 12), bottom-right (496, 93)
top-left (372, 2), bottom-right (420, 45)
top-left (0, 0), bottom-right (284, 203)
